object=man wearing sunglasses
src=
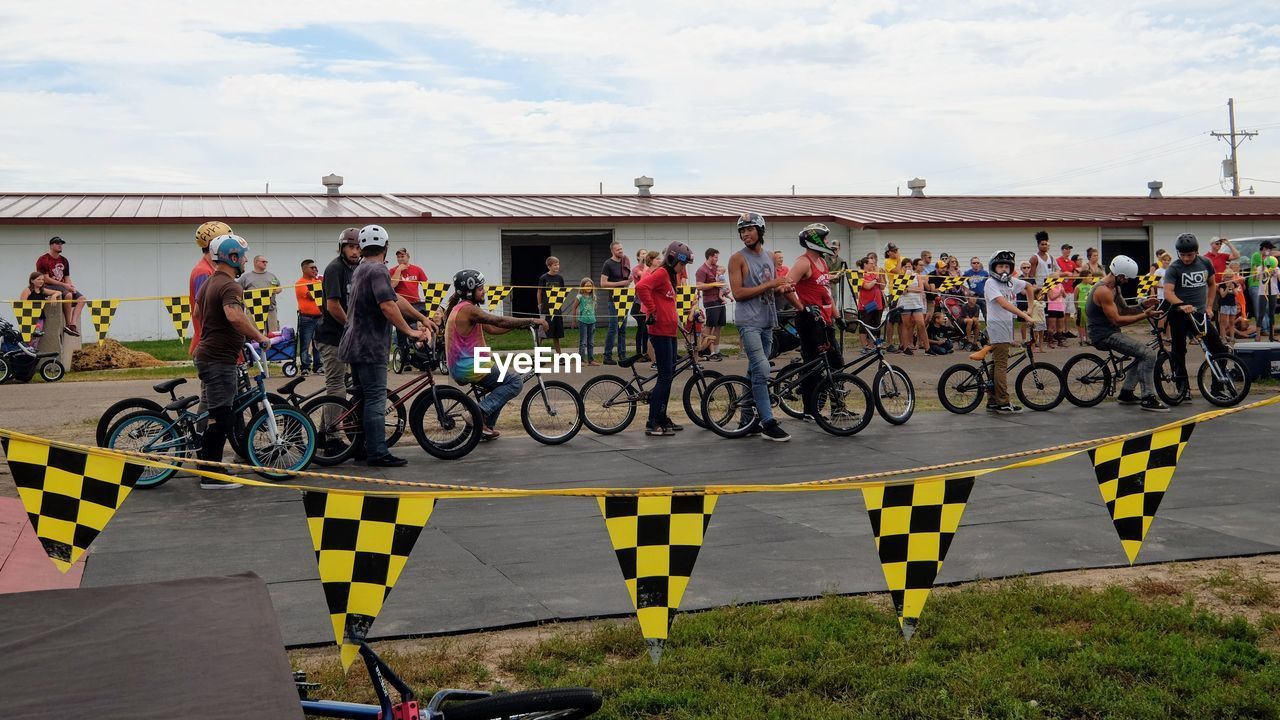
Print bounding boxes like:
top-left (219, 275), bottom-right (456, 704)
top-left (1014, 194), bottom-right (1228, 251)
top-left (1163, 233), bottom-right (1229, 403)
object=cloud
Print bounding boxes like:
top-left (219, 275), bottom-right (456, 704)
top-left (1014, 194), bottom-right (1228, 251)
top-left (0, 1), bottom-right (1277, 196)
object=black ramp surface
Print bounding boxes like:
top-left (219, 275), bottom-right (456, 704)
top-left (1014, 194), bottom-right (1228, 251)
top-left (0, 573), bottom-right (303, 720)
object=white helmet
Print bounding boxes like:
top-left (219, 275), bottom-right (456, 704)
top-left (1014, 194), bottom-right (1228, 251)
top-left (358, 224), bottom-right (389, 250)
top-left (1109, 255), bottom-right (1139, 280)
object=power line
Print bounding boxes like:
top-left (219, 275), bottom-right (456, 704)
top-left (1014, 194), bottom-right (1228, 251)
top-left (1210, 97), bottom-right (1259, 197)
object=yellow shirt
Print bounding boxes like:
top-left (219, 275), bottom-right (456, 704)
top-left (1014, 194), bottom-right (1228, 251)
top-left (884, 257), bottom-right (899, 274)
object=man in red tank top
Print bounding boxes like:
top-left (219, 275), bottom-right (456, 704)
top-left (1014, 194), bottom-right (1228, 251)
top-left (784, 223), bottom-right (844, 418)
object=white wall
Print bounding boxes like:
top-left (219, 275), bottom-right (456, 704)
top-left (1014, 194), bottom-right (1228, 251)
top-left (1149, 221), bottom-right (1280, 254)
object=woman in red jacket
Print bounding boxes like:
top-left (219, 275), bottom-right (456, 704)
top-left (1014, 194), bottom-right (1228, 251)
top-left (636, 241), bottom-right (693, 436)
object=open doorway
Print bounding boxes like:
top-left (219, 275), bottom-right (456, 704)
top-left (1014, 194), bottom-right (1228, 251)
top-left (1101, 228), bottom-right (1152, 298)
top-left (510, 245), bottom-right (550, 319)
top-left (502, 230), bottom-right (614, 320)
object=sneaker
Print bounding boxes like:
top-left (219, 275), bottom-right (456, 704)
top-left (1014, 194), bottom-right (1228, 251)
top-left (367, 454), bottom-right (409, 468)
top-left (481, 427), bottom-right (501, 441)
top-left (645, 423), bottom-right (675, 437)
top-left (761, 420), bottom-right (791, 442)
top-left (1140, 396), bottom-right (1170, 412)
top-left (603, 358), bottom-right (617, 365)
top-left (314, 367), bottom-right (324, 375)
top-left (1116, 390), bottom-right (1140, 405)
top-left (663, 419), bottom-right (684, 432)
top-left (200, 477), bottom-right (242, 490)
top-left (709, 352), bottom-right (725, 361)
top-left (986, 403), bottom-right (1000, 412)
top-left (994, 403), bottom-right (1023, 414)
top-left (64, 326), bottom-right (80, 337)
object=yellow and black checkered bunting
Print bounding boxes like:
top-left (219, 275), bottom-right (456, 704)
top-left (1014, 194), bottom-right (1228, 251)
top-left (486, 285), bottom-right (512, 311)
top-left (87, 299), bottom-right (119, 338)
top-left (1036, 275), bottom-right (1067, 298)
top-left (885, 274), bottom-right (913, 302)
top-left (2, 436), bottom-right (142, 573)
top-left (11, 300), bottom-right (44, 343)
top-left (612, 288), bottom-right (635, 320)
top-left (934, 276), bottom-right (967, 293)
top-left (420, 282), bottom-right (451, 311)
top-left (307, 282), bottom-right (324, 307)
top-left (676, 286), bottom-right (698, 321)
top-left (243, 287), bottom-right (274, 331)
top-left (303, 491), bottom-right (435, 670)
top-left (161, 296), bottom-right (191, 340)
top-left (862, 476), bottom-right (974, 640)
top-left (1089, 424), bottom-right (1194, 564)
top-left (598, 494), bottom-right (717, 663)
top-left (544, 286), bottom-right (571, 317)
top-left (845, 269), bottom-right (863, 287)
top-left (1138, 274), bottom-right (1159, 294)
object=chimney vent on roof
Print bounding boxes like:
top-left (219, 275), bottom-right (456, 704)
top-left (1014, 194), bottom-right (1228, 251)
top-left (322, 173), bottom-right (344, 195)
top-left (634, 175), bottom-right (654, 196)
top-left (1147, 180), bottom-right (1163, 199)
top-left (906, 177), bottom-right (927, 198)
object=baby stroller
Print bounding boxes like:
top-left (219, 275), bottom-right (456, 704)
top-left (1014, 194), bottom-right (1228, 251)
top-left (937, 295), bottom-right (986, 351)
top-left (263, 326), bottom-right (299, 377)
top-left (1, 317), bottom-right (65, 384)
top-left (769, 307), bottom-right (802, 360)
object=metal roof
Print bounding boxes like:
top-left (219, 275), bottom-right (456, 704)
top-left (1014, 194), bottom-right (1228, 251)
top-left (2, 192), bottom-right (1279, 229)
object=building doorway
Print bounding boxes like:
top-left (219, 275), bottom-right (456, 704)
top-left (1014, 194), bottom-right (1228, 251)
top-left (1101, 227), bottom-right (1152, 298)
top-left (510, 245), bottom-right (550, 319)
top-left (502, 230), bottom-right (614, 320)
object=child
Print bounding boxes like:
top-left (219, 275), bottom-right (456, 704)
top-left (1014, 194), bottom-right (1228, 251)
top-left (1046, 281), bottom-right (1067, 348)
top-left (568, 278), bottom-right (597, 364)
top-left (1075, 272), bottom-right (1096, 346)
top-left (925, 312), bottom-right (954, 355)
top-left (1217, 269), bottom-right (1240, 345)
top-left (960, 295), bottom-right (981, 348)
top-left (538, 256), bottom-right (566, 354)
top-left (982, 251), bottom-right (1034, 413)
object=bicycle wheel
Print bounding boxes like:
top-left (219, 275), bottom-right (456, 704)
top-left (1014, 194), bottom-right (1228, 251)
top-left (408, 386), bottom-right (483, 460)
top-left (97, 397), bottom-right (167, 446)
top-left (872, 365), bottom-right (914, 425)
top-left (681, 369), bottom-right (722, 429)
top-left (440, 687), bottom-right (602, 720)
top-left (521, 380), bottom-right (583, 445)
top-left (774, 364), bottom-right (807, 420)
top-left (1198, 354), bottom-right (1251, 407)
top-left (1154, 351), bottom-right (1185, 406)
top-left (1062, 353), bottom-right (1111, 407)
top-left (580, 374), bottom-right (638, 435)
top-left (301, 394), bottom-right (360, 466)
top-left (813, 372), bottom-right (873, 436)
top-left (245, 406), bottom-right (315, 480)
top-left (937, 364), bottom-right (985, 414)
top-left (0, 357), bottom-right (9, 384)
top-left (39, 360), bottom-right (65, 382)
top-left (384, 391), bottom-right (408, 449)
top-left (105, 411), bottom-right (184, 488)
top-left (700, 374), bottom-right (755, 439)
top-left (1015, 362), bottom-right (1065, 411)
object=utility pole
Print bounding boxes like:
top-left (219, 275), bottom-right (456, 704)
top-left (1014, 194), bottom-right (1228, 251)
top-left (1210, 98), bottom-right (1259, 197)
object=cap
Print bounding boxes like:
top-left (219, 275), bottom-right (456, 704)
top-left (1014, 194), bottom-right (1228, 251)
top-left (885, 243), bottom-right (899, 252)
top-left (49, 236), bottom-right (65, 245)
top-left (396, 247), bottom-right (409, 255)
top-left (1061, 243), bottom-right (1073, 250)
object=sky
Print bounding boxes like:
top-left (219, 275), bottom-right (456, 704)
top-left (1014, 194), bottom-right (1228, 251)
top-left (1, 1), bottom-right (1278, 197)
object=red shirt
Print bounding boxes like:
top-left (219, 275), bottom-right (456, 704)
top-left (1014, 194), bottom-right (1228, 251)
top-left (696, 262), bottom-right (723, 304)
top-left (189, 256), bottom-right (215, 355)
top-left (635, 267), bottom-right (677, 337)
top-left (1204, 251), bottom-right (1231, 281)
top-left (393, 264), bottom-right (427, 303)
top-left (794, 254), bottom-right (834, 323)
top-left (36, 253), bottom-right (70, 283)
top-left (857, 271), bottom-right (884, 310)
top-left (1055, 256), bottom-right (1077, 293)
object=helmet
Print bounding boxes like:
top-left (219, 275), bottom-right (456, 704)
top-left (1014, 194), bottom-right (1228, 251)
top-left (196, 221), bottom-right (232, 250)
top-left (1266, 256), bottom-right (1278, 270)
top-left (359, 224), bottom-right (389, 250)
top-left (798, 223), bottom-right (834, 254)
top-left (988, 250), bottom-right (1016, 281)
top-left (1174, 233), bottom-right (1198, 254)
top-left (736, 212), bottom-right (766, 237)
top-left (210, 234), bottom-right (249, 270)
top-left (338, 227), bottom-right (360, 246)
top-left (453, 269), bottom-right (485, 295)
top-left (1109, 255), bottom-right (1139, 280)
top-left (663, 241), bottom-right (694, 268)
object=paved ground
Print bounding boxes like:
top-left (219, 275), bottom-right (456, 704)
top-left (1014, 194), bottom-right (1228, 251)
top-left (5, 338), bottom-right (1266, 648)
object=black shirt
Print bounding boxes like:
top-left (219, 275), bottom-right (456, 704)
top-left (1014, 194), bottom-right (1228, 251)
top-left (315, 255), bottom-right (357, 346)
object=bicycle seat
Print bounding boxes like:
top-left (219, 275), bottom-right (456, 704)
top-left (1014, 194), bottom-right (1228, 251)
top-left (618, 354), bottom-right (645, 369)
top-left (164, 395), bottom-right (200, 413)
top-left (153, 378), bottom-right (187, 395)
top-left (277, 377), bottom-right (305, 397)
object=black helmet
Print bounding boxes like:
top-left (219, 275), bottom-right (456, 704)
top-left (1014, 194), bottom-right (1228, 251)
top-left (663, 241), bottom-right (694, 268)
top-left (798, 223), bottom-right (834, 254)
top-left (736, 212), bottom-right (766, 237)
top-left (989, 250), bottom-right (1017, 281)
top-left (453, 269), bottom-right (485, 296)
top-left (1174, 233), bottom-right (1198, 254)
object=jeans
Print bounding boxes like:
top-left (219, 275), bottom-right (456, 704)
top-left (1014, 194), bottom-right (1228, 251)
top-left (1260, 295), bottom-right (1277, 335)
top-left (634, 315), bottom-right (649, 357)
top-left (476, 369), bottom-right (524, 428)
top-left (1094, 331), bottom-right (1155, 398)
top-left (194, 360), bottom-right (238, 463)
top-left (578, 322), bottom-right (596, 359)
top-left (297, 314), bottom-right (322, 371)
top-left (648, 335), bottom-right (677, 426)
top-left (1169, 310), bottom-right (1230, 394)
top-left (991, 343), bottom-right (1010, 406)
top-left (604, 301), bottom-right (627, 360)
top-left (738, 325), bottom-right (775, 424)
top-left (1247, 285), bottom-right (1261, 324)
top-left (350, 362), bottom-right (390, 459)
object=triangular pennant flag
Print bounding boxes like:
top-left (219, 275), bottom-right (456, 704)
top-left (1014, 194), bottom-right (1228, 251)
top-left (675, 286), bottom-right (698, 321)
top-left (421, 282), bottom-right (451, 311)
top-left (862, 476), bottom-right (975, 640)
top-left (87, 299), bottom-right (120, 338)
top-left (161, 296), bottom-right (191, 341)
top-left (598, 493), bottom-right (717, 664)
top-left (11, 300), bottom-right (45, 343)
top-left (307, 281), bottom-right (324, 307)
top-left (613, 287), bottom-right (635, 321)
top-left (1, 436), bottom-right (142, 572)
top-left (934, 275), bottom-right (966, 293)
top-left (1138, 274), bottom-right (1159, 295)
top-left (845, 269), bottom-right (863, 287)
top-left (243, 287), bottom-right (274, 331)
top-left (544, 286), bottom-right (571, 317)
top-left (302, 491), bottom-right (435, 670)
top-left (486, 285), bottom-right (512, 311)
top-left (1089, 424), bottom-right (1194, 564)
top-left (884, 274), bottom-right (913, 302)
top-left (1037, 275), bottom-right (1066, 299)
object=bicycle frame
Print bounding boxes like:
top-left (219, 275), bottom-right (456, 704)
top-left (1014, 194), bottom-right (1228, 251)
top-left (597, 326), bottom-right (710, 408)
top-left (840, 313), bottom-right (900, 380)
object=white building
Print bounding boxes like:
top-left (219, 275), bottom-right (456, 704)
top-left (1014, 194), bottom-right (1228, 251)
top-left (3, 183), bottom-right (1279, 340)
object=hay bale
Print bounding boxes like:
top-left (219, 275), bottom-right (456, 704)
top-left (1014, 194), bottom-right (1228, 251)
top-left (72, 339), bottom-right (168, 371)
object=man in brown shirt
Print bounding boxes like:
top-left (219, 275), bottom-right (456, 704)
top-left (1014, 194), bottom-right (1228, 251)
top-left (193, 233), bottom-right (272, 489)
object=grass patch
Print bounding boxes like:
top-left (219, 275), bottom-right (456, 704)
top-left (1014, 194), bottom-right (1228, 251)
top-left (63, 365), bottom-right (198, 383)
top-left (119, 339), bottom-right (192, 361)
top-left (295, 581), bottom-right (1280, 719)
top-left (1205, 565), bottom-right (1278, 607)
